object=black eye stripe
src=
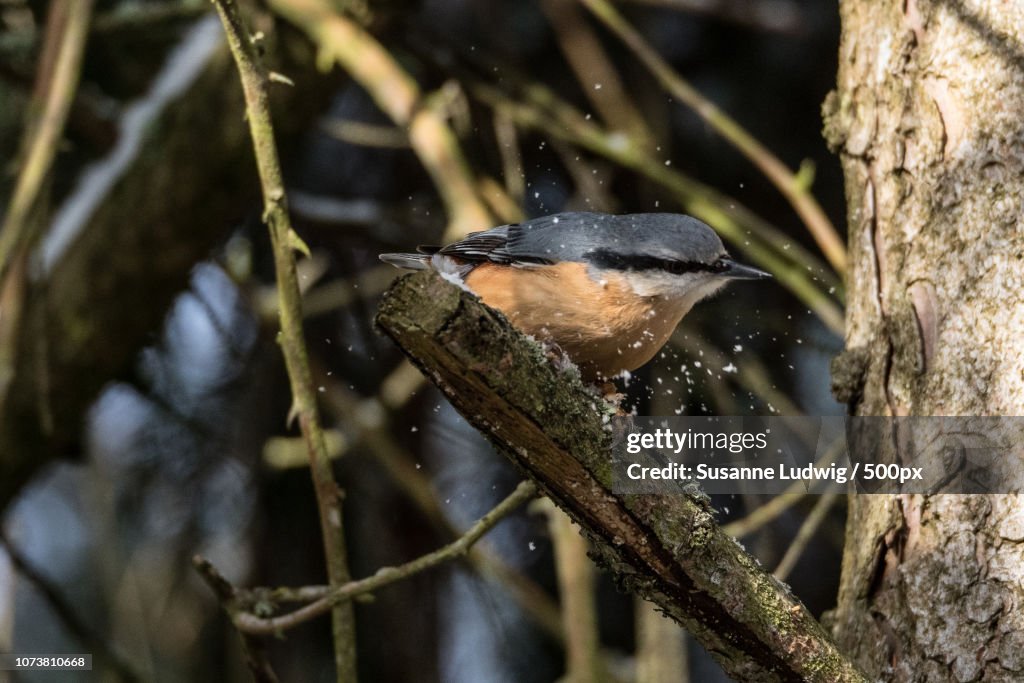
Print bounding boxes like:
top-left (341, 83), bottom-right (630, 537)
top-left (585, 249), bottom-right (723, 275)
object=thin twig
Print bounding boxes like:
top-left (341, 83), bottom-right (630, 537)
top-left (258, 353), bottom-right (563, 638)
top-left (314, 368), bottom-right (564, 640)
top-left (231, 481), bottom-right (538, 636)
top-left (0, 0), bottom-right (94, 285)
top-left (772, 492), bottom-right (840, 582)
top-left (260, 389), bottom-right (565, 641)
top-left (191, 557), bottom-right (281, 683)
top-left (722, 436), bottom-right (844, 539)
top-left (544, 502), bottom-right (607, 683)
top-left (492, 110), bottom-right (525, 204)
top-left (209, 2), bottom-right (356, 680)
top-left (476, 176), bottom-right (524, 224)
top-left (540, 0), bottom-right (652, 148)
top-left (550, 138), bottom-right (618, 212)
top-left (319, 118), bottom-right (410, 148)
top-left (578, 0), bottom-right (847, 275)
top-left (254, 264), bottom-right (397, 322)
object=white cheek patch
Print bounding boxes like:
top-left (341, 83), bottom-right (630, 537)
top-left (624, 271), bottom-right (704, 298)
top-left (584, 264), bottom-right (730, 307)
top-left (586, 265), bottom-right (672, 297)
top-left (699, 278), bottom-right (729, 298)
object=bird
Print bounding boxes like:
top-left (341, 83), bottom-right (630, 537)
top-left (380, 212), bottom-right (770, 382)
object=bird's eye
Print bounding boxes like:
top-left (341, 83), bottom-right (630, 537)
top-left (711, 258), bottom-right (730, 273)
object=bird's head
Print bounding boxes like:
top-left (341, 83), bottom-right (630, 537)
top-left (581, 213), bottom-right (771, 300)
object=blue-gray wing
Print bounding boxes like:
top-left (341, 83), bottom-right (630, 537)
top-left (436, 225), bottom-right (516, 263)
top-left (436, 212), bottom-right (615, 266)
top-left (429, 211), bottom-right (723, 266)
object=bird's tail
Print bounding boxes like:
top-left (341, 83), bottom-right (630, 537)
top-left (379, 252), bottom-right (432, 270)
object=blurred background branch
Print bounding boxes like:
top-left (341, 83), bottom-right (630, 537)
top-left (0, 529), bottom-right (140, 682)
top-left (267, 0), bottom-right (493, 240)
top-left (580, 0), bottom-right (847, 275)
top-left (0, 0), bottom-right (92, 285)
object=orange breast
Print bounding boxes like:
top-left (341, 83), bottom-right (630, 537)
top-left (464, 262), bottom-right (688, 380)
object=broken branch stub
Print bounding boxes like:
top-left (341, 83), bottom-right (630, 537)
top-left (374, 269), bottom-right (866, 683)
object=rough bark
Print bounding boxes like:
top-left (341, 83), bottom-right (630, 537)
top-left (825, 1), bottom-right (1024, 680)
top-left (377, 270), bottom-right (867, 683)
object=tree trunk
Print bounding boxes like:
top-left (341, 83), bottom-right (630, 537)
top-left (825, 1), bottom-right (1024, 680)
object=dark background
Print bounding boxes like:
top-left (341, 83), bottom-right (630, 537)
top-left (0, 0), bottom-right (848, 680)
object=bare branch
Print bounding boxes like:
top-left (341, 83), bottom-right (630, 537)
top-left (231, 480), bottom-right (538, 635)
top-left (191, 556), bottom-right (281, 683)
top-left (635, 597), bottom-right (688, 683)
top-left (544, 502), bottom-right (609, 683)
top-left (209, 1), bottom-right (355, 679)
top-left (722, 436), bottom-right (844, 539)
top-left (540, 0), bottom-right (652, 148)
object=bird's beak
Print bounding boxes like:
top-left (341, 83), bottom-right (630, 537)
top-left (721, 259), bottom-right (772, 280)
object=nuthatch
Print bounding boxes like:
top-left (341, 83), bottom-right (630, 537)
top-left (381, 212), bottom-right (770, 381)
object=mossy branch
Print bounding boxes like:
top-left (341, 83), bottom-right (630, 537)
top-left (375, 270), bottom-right (867, 683)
